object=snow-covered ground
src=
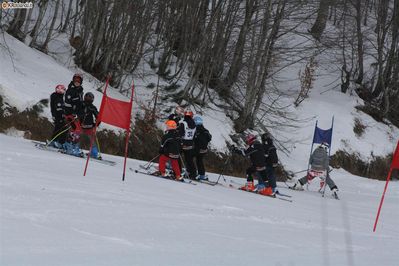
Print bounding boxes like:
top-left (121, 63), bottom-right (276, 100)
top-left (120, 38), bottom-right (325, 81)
top-left (1, 133), bottom-right (398, 266)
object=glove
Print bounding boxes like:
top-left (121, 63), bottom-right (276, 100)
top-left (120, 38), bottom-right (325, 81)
top-left (232, 146), bottom-right (242, 155)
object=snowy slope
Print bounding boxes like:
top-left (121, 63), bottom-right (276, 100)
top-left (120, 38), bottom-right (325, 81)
top-left (1, 134), bottom-right (398, 266)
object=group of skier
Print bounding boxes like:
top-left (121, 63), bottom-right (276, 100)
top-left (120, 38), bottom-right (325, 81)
top-left (49, 79), bottom-right (338, 198)
top-left (49, 73), bottom-right (100, 158)
top-left (159, 106), bottom-right (212, 181)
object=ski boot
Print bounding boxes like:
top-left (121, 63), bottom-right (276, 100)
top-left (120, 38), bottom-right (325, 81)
top-left (257, 184), bottom-right (273, 196)
top-left (290, 180), bottom-right (304, 191)
top-left (239, 181), bottom-right (255, 191)
top-left (331, 187), bottom-right (339, 199)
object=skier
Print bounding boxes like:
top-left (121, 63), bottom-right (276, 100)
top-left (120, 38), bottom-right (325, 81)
top-left (79, 92), bottom-right (100, 159)
top-left (232, 134), bottom-right (273, 196)
top-left (193, 116), bottom-right (212, 180)
top-left (261, 133), bottom-right (278, 194)
top-left (61, 74), bottom-right (84, 157)
top-left (49, 84), bottom-right (67, 148)
top-left (159, 120), bottom-right (182, 180)
top-left (178, 109), bottom-right (197, 179)
top-left (168, 105), bottom-right (185, 124)
top-left (64, 73), bottom-right (84, 121)
top-left (290, 142), bottom-right (339, 198)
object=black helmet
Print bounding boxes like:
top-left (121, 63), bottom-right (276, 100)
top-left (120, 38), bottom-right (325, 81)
top-left (84, 92), bottom-right (94, 103)
top-left (261, 132), bottom-right (271, 143)
top-left (73, 73), bottom-right (83, 84)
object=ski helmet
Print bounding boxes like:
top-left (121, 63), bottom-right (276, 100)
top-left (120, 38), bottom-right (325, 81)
top-left (261, 132), bottom-right (271, 143)
top-left (73, 73), bottom-right (83, 84)
top-left (184, 109), bottom-right (194, 118)
top-left (55, 84), bottom-right (66, 94)
top-left (320, 142), bottom-right (329, 149)
top-left (175, 105), bottom-right (185, 116)
top-left (165, 120), bottom-right (177, 130)
top-left (246, 134), bottom-right (256, 145)
top-left (84, 92), bottom-right (94, 103)
top-left (193, 116), bottom-right (203, 126)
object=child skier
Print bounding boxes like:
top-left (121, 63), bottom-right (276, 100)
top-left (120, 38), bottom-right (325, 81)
top-left (79, 92), bottom-right (100, 159)
top-left (168, 105), bottom-right (185, 124)
top-left (193, 116), bottom-right (212, 180)
top-left (290, 142), bottom-right (339, 198)
top-left (159, 120), bottom-right (182, 180)
top-left (49, 84), bottom-right (67, 148)
top-left (233, 134), bottom-right (273, 196)
top-left (261, 133), bottom-right (278, 194)
top-left (64, 73), bottom-right (84, 123)
top-left (62, 74), bottom-right (84, 157)
top-left (178, 109), bottom-right (197, 179)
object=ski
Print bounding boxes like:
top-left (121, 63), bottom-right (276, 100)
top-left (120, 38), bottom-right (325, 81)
top-left (131, 168), bottom-right (196, 185)
top-left (275, 191), bottom-right (292, 198)
top-left (33, 142), bottom-right (116, 166)
top-left (241, 189), bottom-right (293, 202)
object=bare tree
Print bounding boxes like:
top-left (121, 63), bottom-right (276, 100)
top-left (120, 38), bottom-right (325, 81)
top-left (6, 8), bottom-right (27, 41)
top-left (40, 0), bottom-right (61, 52)
top-left (310, 0), bottom-right (333, 40)
top-left (61, 0), bottom-right (74, 33)
top-left (30, 0), bottom-right (49, 47)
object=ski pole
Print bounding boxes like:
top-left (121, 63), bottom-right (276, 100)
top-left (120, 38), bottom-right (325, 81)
top-left (95, 134), bottom-right (102, 158)
top-left (140, 155), bottom-right (160, 170)
top-left (46, 126), bottom-right (71, 147)
top-left (215, 156), bottom-right (230, 185)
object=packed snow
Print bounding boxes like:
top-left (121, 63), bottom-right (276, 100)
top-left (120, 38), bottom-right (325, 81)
top-left (1, 134), bottom-right (398, 266)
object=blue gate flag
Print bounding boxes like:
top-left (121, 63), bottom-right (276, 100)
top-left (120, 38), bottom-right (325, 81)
top-left (312, 126), bottom-right (333, 145)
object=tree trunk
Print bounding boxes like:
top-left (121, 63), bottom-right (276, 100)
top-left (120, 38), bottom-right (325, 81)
top-left (71, 0), bottom-right (79, 38)
top-left (7, 9), bottom-right (27, 41)
top-left (30, 0), bottom-right (49, 47)
top-left (40, 0), bottom-right (61, 52)
top-left (223, 0), bottom-right (256, 91)
top-left (354, 0), bottom-right (364, 85)
top-left (309, 0), bottom-right (332, 41)
top-left (22, 4), bottom-right (34, 40)
top-left (61, 0), bottom-right (74, 33)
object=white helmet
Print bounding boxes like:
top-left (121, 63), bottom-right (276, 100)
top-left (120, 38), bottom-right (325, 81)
top-left (320, 142), bottom-right (329, 149)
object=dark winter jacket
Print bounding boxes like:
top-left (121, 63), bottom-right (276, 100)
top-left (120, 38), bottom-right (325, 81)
top-left (168, 113), bottom-right (182, 125)
top-left (64, 81), bottom-right (84, 116)
top-left (262, 138), bottom-right (278, 167)
top-left (50, 92), bottom-right (65, 123)
top-left (178, 116), bottom-right (196, 150)
top-left (235, 140), bottom-right (267, 170)
top-left (80, 102), bottom-right (99, 129)
top-left (194, 125), bottom-right (212, 154)
top-left (159, 129), bottom-right (181, 159)
top-left (310, 146), bottom-right (329, 171)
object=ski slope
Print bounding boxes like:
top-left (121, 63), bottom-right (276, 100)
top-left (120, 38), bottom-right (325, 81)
top-left (1, 134), bottom-right (398, 266)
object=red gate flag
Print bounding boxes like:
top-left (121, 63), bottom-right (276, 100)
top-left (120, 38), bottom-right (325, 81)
top-left (83, 78), bottom-right (134, 180)
top-left (97, 88), bottom-right (132, 130)
top-left (373, 140), bottom-right (399, 232)
top-left (391, 141), bottom-right (399, 169)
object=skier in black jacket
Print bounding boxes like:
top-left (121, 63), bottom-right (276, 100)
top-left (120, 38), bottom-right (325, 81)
top-left (64, 73), bottom-right (84, 125)
top-left (79, 92), bottom-right (100, 158)
top-left (233, 134), bottom-right (273, 196)
top-left (261, 133), bottom-right (278, 193)
top-left (193, 116), bottom-right (212, 180)
top-left (49, 84), bottom-right (67, 147)
top-left (168, 105), bottom-right (185, 125)
top-left (178, 109), bottom-right (197, 179)
top-left (62, 74), bottom-right (84, 157)
top-left (159, 120), bottom-right (182, 180)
